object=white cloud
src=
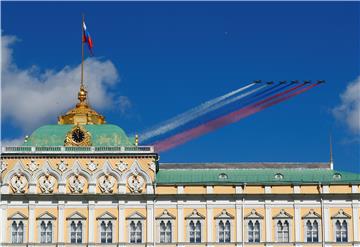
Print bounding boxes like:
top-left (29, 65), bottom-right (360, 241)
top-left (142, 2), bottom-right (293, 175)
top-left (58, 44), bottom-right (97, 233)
top-left (1, 34), bottom-right (130, 133)
top-left (0, 137), bottom-right (25, 147)
top-left (333, 76), bottom-right (360, 135)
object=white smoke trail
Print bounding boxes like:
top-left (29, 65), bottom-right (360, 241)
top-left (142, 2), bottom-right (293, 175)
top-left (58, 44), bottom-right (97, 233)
top-left (141, 82), bottom-right (266, 141)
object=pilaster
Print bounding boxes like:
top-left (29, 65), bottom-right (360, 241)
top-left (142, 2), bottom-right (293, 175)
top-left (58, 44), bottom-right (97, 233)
top-left (323, 203), bottom-right (330, 242)
top-left (177, 202), bottom-right (184, 244)
top-left (206, 201), bottom-right (213, 244)
top-left (57, 201), bottom-right (65, 246)
top-left (265, 203), bottom-right (272, 243)
top-left (88, 201), bottom-right (95, 245)
top-left (294, 203), bottom-right (301, 242)
top-left (352, 201), bottom-right (359, 242)
top-left (0, 202), bottom-right (7, 244)
top-left (146, 200), bottom-right (154, 246)
top-left (118, 201), bottom-right (125, 244)
top-left (235, 200), bottom-right (243, 245)
top-left (28, 201), bottom-right (36, 243)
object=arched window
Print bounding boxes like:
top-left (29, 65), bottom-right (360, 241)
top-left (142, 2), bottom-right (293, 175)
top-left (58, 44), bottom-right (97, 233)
top-left (100, 221), bottom-right (113, 243)
top-left (130, 221), bottom-right (136, 243)
top-left (160, 221), bottom-right (166, 243)
top-left (135, 221), bottom-right (142, 243)
top-left (106, 221), bottom-right (113, 243)
top-left (166, 221), bottom-right (172, 243)
top-left (39, 221), bottom-right (52, 243)
top-left (70, 221), bottom-right (82, 243)
top-left (248, 221), bottom-right (254, 242)
top-left (100, 221), bottom-right (106, 243)
top-left (254, 221), bottom-right (260, 242)
top-left (224, 220), bottom-right (231, 242)
top-left (276, 220), bottom-right (290, 242)
top-left (306, 220), bottom-right (319, 242)
top-left (189, 220), bottom-right (201, 243)
top-left (11, 221), bottom-right (24, 243)
top-left (219, 221), bottom-right (225, 242)
top-left (336, 220), bottom-right (348, 242)
top-left (248, 220), bottom-right (260, 242)
top-left (70, 221), bottom-right (76, 243)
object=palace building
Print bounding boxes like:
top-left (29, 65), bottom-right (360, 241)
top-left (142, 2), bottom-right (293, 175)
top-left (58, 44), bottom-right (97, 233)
top-left (0, 84), bottom-right (359, 247)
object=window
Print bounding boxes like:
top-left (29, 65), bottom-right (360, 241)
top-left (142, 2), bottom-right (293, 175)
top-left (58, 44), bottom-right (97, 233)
top-left (160, 221), bottom-right (172, 243)
top-left (306, 220), bottom-right (319, 242)
top-left (37, 212), bottom-right (56, 244)
top-left (96, 212), bottom-right (116, 243)
top-left (70, 221), bottom-right (83, 243)
top-left (11, 221), bottom-right (24, 243)
top-left (40, 221), bottom-right (52, 243)
top-left (156, 209), bottom-right (175, 243)
top-left (302, 209), bottom-right (321, 243)
top-left (185, 209), bottom-right (205, 243)
top-left (218, 220), bottom-right (231, 243)
top-left (66, 212), bottom-right (86, 244)
top-left (331, 209), bottom-right (350, 243)
top-left (245, 209), bottom-right (263, 243)
top-left (130, 221), bottom-right (142, 243)
top-left (127, 211), bottom-right (145, 244)
top-left (248, 220), bottom-right (260, 242)
top-left (335, 220), bottom-right (348, 242)
top-left (189, 220), bottom-right (201, 243)
top-left (8, 212), bottom-right (27, 244)
top-left (273, 209), bottom-right (292, 242)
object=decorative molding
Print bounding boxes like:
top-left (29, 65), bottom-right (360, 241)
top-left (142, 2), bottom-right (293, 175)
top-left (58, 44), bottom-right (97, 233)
top-left (0, 160), bottom-right (7, 173)
top-left (27, 159), bottom-right (39, 173)
top-left (87, 160), bottom-right (98, 172)
top-left (10, 171), bottom-right (28, 193)
top-left (57, 160), bottom-right (68, 173)
top-left (39, 172), bottom-right (56, 193)
top-left (123, 160), bottom-right (152, 194)
top-left (155, 209), bottom-right (176, 220)
top-left (302, 209), bottom-right (321, 219)
top-left (214, 209), bottom-right (234, 219)
top-left (126, 211), bottom-right (146, 220)
top-left (69, 172), bottom-right (86, 193)
top-left (148, 162), bottom-right (156, 172)
top-left (185, 209), bottom-right (205, 220)
top-left (331, 209), bottom-right (351, 219)
top-left (116, 160), bottom-right (128, 173)
top-left (244, 209), bottom-right (264, 219)
top-left (273, 209), bottom-right (293, 219)
top-left (99, 174), bottom-right (116, 193)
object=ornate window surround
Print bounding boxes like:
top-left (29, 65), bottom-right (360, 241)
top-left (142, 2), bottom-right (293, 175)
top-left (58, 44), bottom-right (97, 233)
top-left (155, 210), bottom-right (176, 243)
top-left (36, 212), bottom-right (56, 243)
top-left (126, 211), bottom-right (146, 243)
top-left (96, 211), bottom-right (117, 243)
top-left (8, 212), bottom-right (28, 244)
top-left (302, 209), bottom-right (321, 242)
top-left (244, 209), bottom-right (263, 243)
top-left (331, 209), bottom-right (351, 242)
top-left (66, 212), bottom-right (87, 243)
top-left (273, 209), bottom-right (293, 242)
top-left (185, 209), bottom-right (205, 243)
top-left (214, 209), bottom-right (234, 243)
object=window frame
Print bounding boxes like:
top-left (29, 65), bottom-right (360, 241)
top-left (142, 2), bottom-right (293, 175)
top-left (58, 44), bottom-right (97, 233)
top-left (36, 212), bottom-right (56, 243)
top-left (244, 209), bottom-right (263, 243)
top-left (155, 210), bottom-right (175, 243)
top-left (66, 211), bottom-right (87, 244)
top-left (273, 209), bottom-right (293, 243)
top-left (331, 210), bottom-right (351, 243)
top-left (214, 209), bottom-right (234, 243)
top-left (8, 212), bottom-right (28, 244)
top-left (126, 211), bottom-right (146, 244)
top-left (96, 211), bottom-right (117, 244)
top-left (302, 209), bottom-right (321, 243)
top-left (185, 209), bottom-right (205, 243)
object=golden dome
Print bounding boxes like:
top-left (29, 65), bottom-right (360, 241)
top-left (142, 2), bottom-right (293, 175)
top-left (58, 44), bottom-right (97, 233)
top-left (58, 85), bottom-right (106, 125)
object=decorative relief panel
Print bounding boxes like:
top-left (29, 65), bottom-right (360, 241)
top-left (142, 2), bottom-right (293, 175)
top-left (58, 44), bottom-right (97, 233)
top-left (27, 159), bottom-right (39, 172)
top-left (10, 171), bottom-right (28, 193)
top-left (57, 160), bottom-right (68, 173)
top-left (99, 173), bottom-right (116, 193)
top-left (148, 162), bottom-right (156, 172)
top-left (87, 160), bottom-right (98, 172)
top-left (116, 160), bottom-right (128, 173)
top-left (0, 160), bottom-right (7, 173)
top-left (127, 168), bottom-right (144, 193)
top-left (39, 172), bottom-right (56, 193)
top-left (69, 172), bottom-right (86, 193)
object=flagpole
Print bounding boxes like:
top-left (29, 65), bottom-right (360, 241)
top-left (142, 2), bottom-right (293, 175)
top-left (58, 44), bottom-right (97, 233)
top-left (81, 14), bottom-right (84, 87)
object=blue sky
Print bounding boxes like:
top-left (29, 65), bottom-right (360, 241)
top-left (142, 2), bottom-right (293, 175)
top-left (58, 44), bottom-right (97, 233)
top-left (1, 2), bottom-right (359, 173)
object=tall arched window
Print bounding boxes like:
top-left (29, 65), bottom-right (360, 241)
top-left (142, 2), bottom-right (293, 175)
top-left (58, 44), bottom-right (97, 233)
top-left (130, 221), bottom-right (136, 243)
top-left (276, 220), bottom-right (289, 242)
top-left (165, 221), bottom-right (172, 243)
top-left (306, 220), bottom-right (319, 242)
top-left (160, 221), bottom-right (166, 243)
top-left (156, 209), bottom-right (175, 243)
top-left (11, 221), bottom-right (25, 243)
top-left (249, 221), bottom-right (260, 242)
top-left (219, 221), bottom-right (225, 242)
top-left (40, 221), bottom-right (52, 243)
top-left (224, 220), bottom-right (231, 242)
top-left (100, 221), bottom-right (113, 243)
top-left (189, 220), bottom-right (201, 243)
top-left (130, 221), bottom-right (142, 243)
top-left (336, 220), bottom-right (348, 242)
top-left (70, 221), bottom-right (82, 243)
top-left (254, 221), bottom-right (260, 242)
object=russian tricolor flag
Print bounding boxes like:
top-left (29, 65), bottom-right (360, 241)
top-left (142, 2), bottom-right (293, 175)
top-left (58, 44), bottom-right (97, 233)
top-left (82, 21), bottom-right (94, 55)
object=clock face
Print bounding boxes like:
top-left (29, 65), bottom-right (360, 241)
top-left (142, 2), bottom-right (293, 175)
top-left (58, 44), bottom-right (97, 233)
top-left (72, 128), bottom-right (85, 143)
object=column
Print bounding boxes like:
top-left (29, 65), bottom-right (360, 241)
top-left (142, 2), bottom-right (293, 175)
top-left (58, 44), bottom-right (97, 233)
top-left (352, 201), bottom-right (359, 244)
top-left (323, 204), bottom-right (330, 243)
top-left (0, 201), bottom-right (7, 244)
top-left (28, 201), bottom-right (35, 245)
top-left (57, 201), bottom-right (65, 246)
top-left (294, 203), bottom-right (301, 246)
top-left (118, 200), bottom-right (125, 246)
top-left (146, 200), bottom-right (154, 247)
top-left (88, 201), bottom-right (95, 246)
top-left (177, 202), bottom-right (184, 246)
top-left (265, 203), bottom-right (272, 245)
top-left (206, 202), bottom-right (213, 246)
top-left (235, 200), bottom-right (243, 247)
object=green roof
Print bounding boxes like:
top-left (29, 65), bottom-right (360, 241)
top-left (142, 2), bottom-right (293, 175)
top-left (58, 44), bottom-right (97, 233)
top-left (156, 168), bottom-right (360, 185)
top-left (23, 124), bottom-right (134, 147)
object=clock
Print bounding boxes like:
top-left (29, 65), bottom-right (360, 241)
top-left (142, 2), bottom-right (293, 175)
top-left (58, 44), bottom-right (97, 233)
top-left (72, 128), bottom-right (85, 143)
top-left (64, 125), bottom-right (92, 146)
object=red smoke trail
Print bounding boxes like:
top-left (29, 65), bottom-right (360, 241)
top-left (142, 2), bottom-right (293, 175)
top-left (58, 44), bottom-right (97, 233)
top-left (154, 83), bottom-right (319, 152)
